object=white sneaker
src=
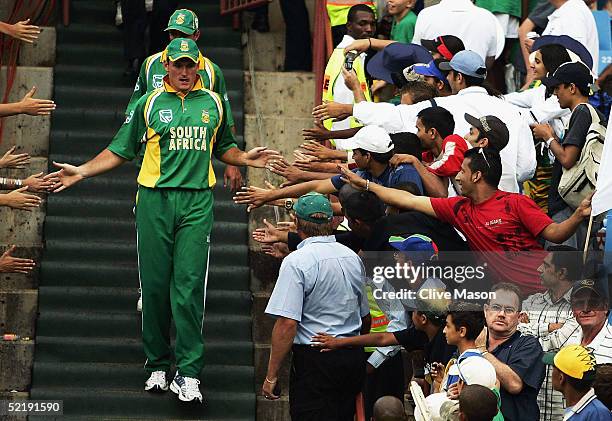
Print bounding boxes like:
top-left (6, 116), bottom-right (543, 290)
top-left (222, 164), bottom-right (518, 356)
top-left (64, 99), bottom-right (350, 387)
top-left (137, 295), bottom-right (142, 312)
top-left (144, 371), bottom-right (168, 392)
top-left (170, 373), bottom-right (203, 403)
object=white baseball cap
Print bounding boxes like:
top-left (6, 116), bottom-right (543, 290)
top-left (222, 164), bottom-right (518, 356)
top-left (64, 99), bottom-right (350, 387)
top-left (341, 125), bottom-right (394, 154)
top-left (457, 355), bottom-right (497, 389)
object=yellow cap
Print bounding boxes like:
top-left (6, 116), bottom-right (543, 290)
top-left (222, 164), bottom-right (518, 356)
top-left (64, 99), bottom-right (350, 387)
top-left (542, 345), bottom-right (597, 380)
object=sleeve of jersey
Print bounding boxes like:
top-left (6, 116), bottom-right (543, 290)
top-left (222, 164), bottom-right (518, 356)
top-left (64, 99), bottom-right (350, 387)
top-left (212, 99), bottom-right (238, 160)
top-left (429, 197), bottom-right (462, 225)
top-left (353, 101), bottom-right (415, 134)
top-left (107, 95), bottom-right (147, 161)
top-left (427, 136), bottom-right (468, 177)
top-left (515, 195), bottom-right (554, 237)
top-left (124, 61), bottom-right (147, 116)
top-left (214, 64), bottom-right (235, 129)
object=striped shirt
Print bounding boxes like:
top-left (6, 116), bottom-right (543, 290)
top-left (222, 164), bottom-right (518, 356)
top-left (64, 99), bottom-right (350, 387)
top-left (519, 288), bottom-right (580, 421)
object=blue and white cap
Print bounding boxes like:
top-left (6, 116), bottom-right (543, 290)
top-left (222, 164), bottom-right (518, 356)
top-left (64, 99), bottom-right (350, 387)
top-left (439, 50), bottom-right (487, 79)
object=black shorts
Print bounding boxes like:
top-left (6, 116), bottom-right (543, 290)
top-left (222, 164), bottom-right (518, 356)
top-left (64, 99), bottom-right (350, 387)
top-left (289, 345), bottom-right (366, 421)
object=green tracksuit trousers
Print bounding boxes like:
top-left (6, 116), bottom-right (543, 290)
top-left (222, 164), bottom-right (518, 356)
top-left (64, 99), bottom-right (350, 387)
top-left (136, 186), bottom-right (213, 378)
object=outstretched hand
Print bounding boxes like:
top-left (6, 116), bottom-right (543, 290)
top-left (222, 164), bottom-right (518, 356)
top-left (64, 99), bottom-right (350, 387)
top-left (338, 165), bottom-right (367, 190)
top-left (19, 86), bottom-right (56, 116)
top-left (1, 186), bottom-right (41, 210)
top-left (44, 161), bottom-right (84, 193)
top-left (0, 245), bottom-right (35, 274)
top-left (252, 218), bottom-right (289, 244)
top-left (0, 146), bottom-right (30, 169)
top-left (312, 102), bottom-right (351, 122)
top-left (233, 185), bottom-right (271, 212)
top-left (2, 19), bottom-right (40, 43)
top-left (244, 147), bottom-right (282, 168)
top-left (310, 332), bottom-right (340, 352)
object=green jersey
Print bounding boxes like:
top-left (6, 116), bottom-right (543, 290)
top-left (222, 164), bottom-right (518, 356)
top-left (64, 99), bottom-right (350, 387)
top-left (108, 75), bottom-right (237, 190)
top-left (125, 50), bottom-right (235, 128)
top-left (475, 0), bottom-right (521, 18)
top-left (390, 11), bottom-right (417, 44)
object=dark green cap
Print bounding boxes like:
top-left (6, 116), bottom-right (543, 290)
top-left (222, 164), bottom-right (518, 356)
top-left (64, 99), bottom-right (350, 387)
top-left (166, 38), bottom-right (200, 63)
top-left (165, 9), bottom-right (199, 35)
top-left (294, 192), bottom-right (333, 224)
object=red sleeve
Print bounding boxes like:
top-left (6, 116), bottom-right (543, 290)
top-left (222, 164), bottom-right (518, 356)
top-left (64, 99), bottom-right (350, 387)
top-left (515, 195), bottom-right (554, 237)
top-left (430, 196), bottom-right (464, 225)
top-left (427, 135), bottom-right (468, 177)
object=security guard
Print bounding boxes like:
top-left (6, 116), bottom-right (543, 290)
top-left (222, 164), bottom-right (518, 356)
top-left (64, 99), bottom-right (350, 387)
top-left (322, 3), bottom-right (375, 145)
top-left (125, 9), bottom-right (242, 190)
top-left (46, 38), bottom-right (279, 403)
top-left (326, 0), bottom-right (376, 47)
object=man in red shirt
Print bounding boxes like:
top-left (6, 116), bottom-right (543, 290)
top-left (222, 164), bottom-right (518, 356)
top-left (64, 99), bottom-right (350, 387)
top-left (340, 148), bottom-right (592, 294)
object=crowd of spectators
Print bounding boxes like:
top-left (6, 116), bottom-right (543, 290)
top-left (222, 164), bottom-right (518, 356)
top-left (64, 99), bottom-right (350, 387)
top-left (234, 1), bottom-right (612, 420)
top-left (0, 20), bottom-right (56, 276)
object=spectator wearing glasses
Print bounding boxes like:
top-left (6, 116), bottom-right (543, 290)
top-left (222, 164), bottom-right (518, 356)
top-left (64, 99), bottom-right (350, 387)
top-left (476, 283), bottom-right (546, 421)
top-left (338, 148), bottom-right (593, 295)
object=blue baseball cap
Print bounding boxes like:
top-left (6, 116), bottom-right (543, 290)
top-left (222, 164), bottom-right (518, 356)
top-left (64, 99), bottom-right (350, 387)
top-left (367, 43), bottom-right (433, 84)
top-left (439, 50), bottom-right (487, 79)
top-left (411, 60), bottom-right (448, 84)
top-left (389, 234), bottom-right (438, 264)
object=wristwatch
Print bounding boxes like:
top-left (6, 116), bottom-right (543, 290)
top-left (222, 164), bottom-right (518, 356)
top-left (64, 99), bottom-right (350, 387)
top-left (284, 199), bottom-right (293, 211)
top-left (545, 137), bottom-right (555, 149)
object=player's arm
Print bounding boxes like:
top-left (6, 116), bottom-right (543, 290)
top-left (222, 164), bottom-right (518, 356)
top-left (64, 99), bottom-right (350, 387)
top-left (46, 93), bottom-right (149, 192)
top-left (48, 150), bottom-right (127, 192)
top-left (340, 166), bottom-right (436, 216)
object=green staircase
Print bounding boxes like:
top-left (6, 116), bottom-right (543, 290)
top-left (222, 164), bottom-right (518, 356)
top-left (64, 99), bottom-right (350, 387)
top-left (30, 1), bottom-right (254, 419)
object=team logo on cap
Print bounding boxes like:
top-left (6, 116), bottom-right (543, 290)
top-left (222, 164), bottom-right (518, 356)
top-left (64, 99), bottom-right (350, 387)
top-left (180, 40), bottom-right (189, 52)
top-left (582, 279), bottom-right (595, 286)
top-left (159, 109), bottom-right (173, 123)
top-left (152, 74), bottom-right (164, 89)
top-left (201, 110), bottom-right (210, 124)
top-left (176, 13), bottom-right (186, 25)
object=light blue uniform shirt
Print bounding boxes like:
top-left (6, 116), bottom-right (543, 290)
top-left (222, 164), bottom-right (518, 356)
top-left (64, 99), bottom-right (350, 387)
top-left (265, 235), bottom-right (370, 345)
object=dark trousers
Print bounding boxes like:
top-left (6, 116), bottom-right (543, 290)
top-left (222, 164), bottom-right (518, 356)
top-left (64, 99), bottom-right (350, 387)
top-left (279, 0), bottom-right (312, 71)
top-left (121, 0), bottom-right (178, 61)
top-left (364, 352), bottom-right (405, 420)
top-left (290, 345), bottom-right (366, 421)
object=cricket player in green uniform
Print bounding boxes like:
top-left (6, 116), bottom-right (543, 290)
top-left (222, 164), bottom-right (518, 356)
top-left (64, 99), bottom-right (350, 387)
top-left (126, 8), bottom-right (243, 191)
top-left (46, 38), bottom-right (279, 403)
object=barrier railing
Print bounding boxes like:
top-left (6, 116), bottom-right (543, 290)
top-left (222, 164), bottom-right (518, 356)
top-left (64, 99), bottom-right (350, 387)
top-left (220, 0), bottom-right (270, 15)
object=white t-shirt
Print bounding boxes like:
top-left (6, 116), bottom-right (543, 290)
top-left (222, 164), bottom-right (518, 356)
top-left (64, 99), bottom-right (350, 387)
top-left (505, 84), bottom-right (571, 138)
top-left (412, 0), bottom-right (499, 61)
top-left (542, 0), bottom-right (599, 74)
top-left (353, 87), bottom-right (537, 193)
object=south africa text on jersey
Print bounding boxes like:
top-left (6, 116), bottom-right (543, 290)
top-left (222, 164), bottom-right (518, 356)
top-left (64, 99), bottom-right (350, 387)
top-left (168, 126), bottom-right (208, 151)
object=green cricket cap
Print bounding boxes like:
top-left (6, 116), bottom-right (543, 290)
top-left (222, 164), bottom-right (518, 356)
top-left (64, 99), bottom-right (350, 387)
top-left (165, 9), bottom-right (199, 35)
top-left (294, 192), bottom-right (333, 224)
top-left (166, 38), bottom-right (200, 63)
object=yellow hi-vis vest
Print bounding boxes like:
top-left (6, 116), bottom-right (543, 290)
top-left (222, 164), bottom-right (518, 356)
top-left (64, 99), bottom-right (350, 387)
top-left (322, 47), bottom-right (371, 146)
top-left (326, 1), bottom-right (376, 27)
top-left (365, 285), bottom-right (389, 353)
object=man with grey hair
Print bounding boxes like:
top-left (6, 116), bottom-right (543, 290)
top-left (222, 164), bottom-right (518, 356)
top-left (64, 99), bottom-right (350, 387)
top-left (261, 192), bottom-right (371, 421)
